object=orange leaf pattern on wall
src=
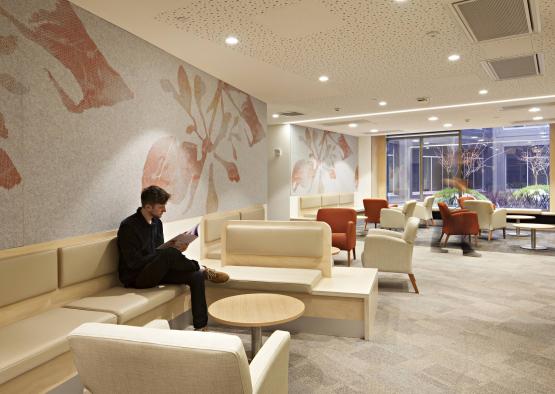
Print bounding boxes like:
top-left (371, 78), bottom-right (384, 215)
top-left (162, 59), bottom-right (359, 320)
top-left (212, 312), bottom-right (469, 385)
top-left (143, 65), bottom-right (264, 213)
top-left (0, 0), bottom-right (133, 113)
top-left (0, 148), bottom-right (21, 190)
top-left (0, 33), bottom-right (26, 189)
top-left (291, 127), bottom-right (356, 195)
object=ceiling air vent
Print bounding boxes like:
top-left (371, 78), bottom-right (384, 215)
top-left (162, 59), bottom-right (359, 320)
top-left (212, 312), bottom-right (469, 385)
top-left (451, 0), bottom-right (540, 42)
top-left (279, 111), bottom-right (304, 117)
top-left (481, 54), bottom-right (543, 80)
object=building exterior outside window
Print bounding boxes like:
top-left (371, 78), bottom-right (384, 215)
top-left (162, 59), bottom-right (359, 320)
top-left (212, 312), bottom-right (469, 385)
top-left (386, 125), bottom-right (550, 209)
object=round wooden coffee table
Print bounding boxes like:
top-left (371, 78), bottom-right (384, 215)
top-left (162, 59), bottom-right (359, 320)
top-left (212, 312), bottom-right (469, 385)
top-left (507, 215), bottom-right (535, 237)
top-left (208, 293), bottom-right (305, 357)
top-left (512, 223), bottom-right (555, 250)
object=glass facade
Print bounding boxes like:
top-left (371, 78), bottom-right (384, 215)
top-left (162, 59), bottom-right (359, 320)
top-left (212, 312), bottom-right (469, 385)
top-left (387, 125), bottom-right (550, 209)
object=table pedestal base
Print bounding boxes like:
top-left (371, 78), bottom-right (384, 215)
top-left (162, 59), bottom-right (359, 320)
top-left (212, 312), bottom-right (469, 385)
top-left (520, 229), bottom-right (548, 250)
top-left (251, 326), bottom-right (262, 358)
top-left (509, 219), bottom-right (529, 237)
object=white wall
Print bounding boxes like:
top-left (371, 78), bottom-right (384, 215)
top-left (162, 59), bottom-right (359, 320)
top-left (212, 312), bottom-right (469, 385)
top-left (267, 124), bottom-right (291, 220)
top-left (356, 136), bottom-right (372, 207)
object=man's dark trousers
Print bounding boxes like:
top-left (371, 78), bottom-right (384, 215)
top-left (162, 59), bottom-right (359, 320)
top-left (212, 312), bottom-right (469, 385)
top-left (133, 248), bottom-right (207, 329)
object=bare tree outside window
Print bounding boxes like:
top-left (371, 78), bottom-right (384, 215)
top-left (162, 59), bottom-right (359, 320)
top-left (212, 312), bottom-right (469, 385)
top-left (519, 145), bottom-right (550, 185)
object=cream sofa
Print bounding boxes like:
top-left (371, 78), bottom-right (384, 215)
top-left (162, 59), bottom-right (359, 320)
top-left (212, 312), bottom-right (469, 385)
top-left (200, 204), bottom-right (266, 259)
top-left (295, 192), bottom-right (355, 219)
top-left (464, 200), bottom-right (507, 241)
top-left (69, 321), bottom-right (290, 394)
top-left (202, 220), bottom-right (378, 340)
top-left (0, 235), bottom-right (190, 394)
top-left (362, 217), bottom-right (420, 294)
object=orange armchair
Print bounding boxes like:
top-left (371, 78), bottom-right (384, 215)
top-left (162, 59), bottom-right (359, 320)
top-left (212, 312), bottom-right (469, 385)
top-left (362, 199), bottom-right (389, 230)
top-left (457, 195), bottom-right (476, 209)
top-left (317, 208), bottom-right (357, 266)
top-left (438, 202), bottom-right (480, 246)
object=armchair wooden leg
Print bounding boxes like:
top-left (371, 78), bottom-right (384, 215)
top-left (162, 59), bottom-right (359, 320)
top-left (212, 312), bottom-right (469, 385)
top-left (438, 232), bottom-right (444, 244)
top-left (347, 251), bottom-right (351, 267)
top-left (488, 230), bottom-right (493, 241)
top-left (353, 247), bottom-right (356, 260)
top-left (375, 223), bottom-right (377, 228)
top-left (503, 228), bottom-right (506, 239)
top-left (474, 234), bottom-right (479, 246)
top-left (364, 222), bottom-right (367, 231)
top-left (431, 219), bottom-right (435, 226)
top-left (444, 234), bottom-right (450, 247)
top-left (408, 273), bottom-right (419, 294)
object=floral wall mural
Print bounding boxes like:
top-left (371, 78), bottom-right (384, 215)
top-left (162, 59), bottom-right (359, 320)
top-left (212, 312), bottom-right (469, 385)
top-left (290, 125), bottom-right (358, 195)
top-left (0, 0), bottom-right (266, 249)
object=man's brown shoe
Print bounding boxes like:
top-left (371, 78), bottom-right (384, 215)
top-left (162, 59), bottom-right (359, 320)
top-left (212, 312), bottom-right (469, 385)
top-left (203, 266), bottom-right (229, 283)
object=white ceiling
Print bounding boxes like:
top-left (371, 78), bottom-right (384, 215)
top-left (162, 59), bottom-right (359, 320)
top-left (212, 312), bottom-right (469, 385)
top-left (70, 0), bottom-right (555, 136)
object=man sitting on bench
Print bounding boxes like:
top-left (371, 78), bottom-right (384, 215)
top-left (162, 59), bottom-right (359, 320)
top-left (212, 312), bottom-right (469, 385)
top-left (117, 185), bottom-right (228, 331)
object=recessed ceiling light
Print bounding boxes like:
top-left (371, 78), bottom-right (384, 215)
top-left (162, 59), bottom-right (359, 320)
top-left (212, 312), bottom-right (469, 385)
top-left (428, 116), bottom-right (439, 121)
top-left (529, 107), bottom-right (541, 113)
top-left (272, 114), bottom-right (279, 118)
top-left (319, 75), bottom-right (329, 82)
top-left (443, 123), bottom-right (453, 128)
top-left (225, 36), bottom-right (239, 45)
top-left (378, 101), bottom-right (387, 106)
top-left (533, 116), bottom-right (544, 121)
top-left (348, 123), bottom-right (358, 128)
top-left (448, 54), bottom-right (461, 62)
top-left (370, 129), bottom-right (379, 133)
top-left (479, 89), bottom-right (488, 95)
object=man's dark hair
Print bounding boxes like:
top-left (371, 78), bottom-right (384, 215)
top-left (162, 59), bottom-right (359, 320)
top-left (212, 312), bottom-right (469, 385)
top-left (141, 185), bottom-right (171, 207)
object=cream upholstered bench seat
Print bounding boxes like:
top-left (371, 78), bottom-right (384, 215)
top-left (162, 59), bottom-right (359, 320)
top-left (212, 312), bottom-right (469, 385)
top-left (202, 220), bottom-right (378, 340)
top-left (0, 308), bottom-right (116, 386)
top-left (206, 266), bottom-right (322, 294)
top-left (63, 285), bottom-right (186, 324)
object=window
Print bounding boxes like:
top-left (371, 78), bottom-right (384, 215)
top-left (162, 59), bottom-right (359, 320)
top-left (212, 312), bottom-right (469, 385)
top-left (386, 125), bottom-right (550, 209)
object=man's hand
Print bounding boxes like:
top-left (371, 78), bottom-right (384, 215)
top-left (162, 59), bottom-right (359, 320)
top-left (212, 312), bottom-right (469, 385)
top-left (171, 239), bottom-right (188, 253)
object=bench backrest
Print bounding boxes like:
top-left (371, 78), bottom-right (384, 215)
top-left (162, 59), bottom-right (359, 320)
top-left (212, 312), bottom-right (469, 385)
top-left (238, 204), bottom-right (266, 220)
top-left (321, 193), bottom-right (340, 207)
top-left (58, 237), bottom-right (119, 288)
top-left (221, 220), bottom-right (332, 277)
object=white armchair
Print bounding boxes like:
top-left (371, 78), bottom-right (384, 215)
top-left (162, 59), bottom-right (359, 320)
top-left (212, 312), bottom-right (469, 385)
top-left (463, 200), bottom-right (507, 241)
top-left (361, 217), bottom-right (419, 293)
top-left (413, 196), bottom-right (435, 225)
top-left (379, 200), bottom-right (417, 230)
top-left (68, 322), bottom-right (290, 394)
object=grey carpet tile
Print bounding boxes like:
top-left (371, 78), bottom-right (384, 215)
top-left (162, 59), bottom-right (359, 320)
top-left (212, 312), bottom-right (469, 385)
top-left (203, 232), bottom-right (555, 393)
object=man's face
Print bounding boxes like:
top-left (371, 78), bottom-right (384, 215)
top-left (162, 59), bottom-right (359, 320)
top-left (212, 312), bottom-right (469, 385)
top-left (145, 203), bottom-right (166, 219)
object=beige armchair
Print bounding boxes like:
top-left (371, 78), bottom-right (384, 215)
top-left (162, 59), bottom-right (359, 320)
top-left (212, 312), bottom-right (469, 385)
top-left (413, 196), bottom-right (435, 225)
top-left (361, 217), bottom-right (419, 293)
top-left (379, 200), bottom-right (417, 230)
top-left (463, 200), bottom-right (507, 241)
top-left (68, 321), bottom-right (290, 394)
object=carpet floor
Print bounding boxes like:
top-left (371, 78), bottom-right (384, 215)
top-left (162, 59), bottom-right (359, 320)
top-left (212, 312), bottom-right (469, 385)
top-left (238, 231), bottom-right (555, 393)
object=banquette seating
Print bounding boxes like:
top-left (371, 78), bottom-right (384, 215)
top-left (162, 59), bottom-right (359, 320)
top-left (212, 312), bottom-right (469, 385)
top-left (201, 220), bottom-right (379, 340)
top-left (295, 192), bottom-right (355, 219)
top-left (69, 320), bottom-right (290, 394)
top-left (200, 204), bottom-right (266, 259)
top-left (0, 234), bottom-right (190, 394)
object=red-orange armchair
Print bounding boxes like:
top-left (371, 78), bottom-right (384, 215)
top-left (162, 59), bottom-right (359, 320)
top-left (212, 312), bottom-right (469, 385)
top-left (317, 208), bottom-right (357, 266)
top-left (438, 202), bottom-right (480, 246)
top-left (362, 199), bottom-right (389, 230)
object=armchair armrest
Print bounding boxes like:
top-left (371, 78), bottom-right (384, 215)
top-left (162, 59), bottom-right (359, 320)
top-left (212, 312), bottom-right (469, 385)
top-left (143, 319), bottom-right (170, 330)
top-left (250, 330), bottom-right (290, 394)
